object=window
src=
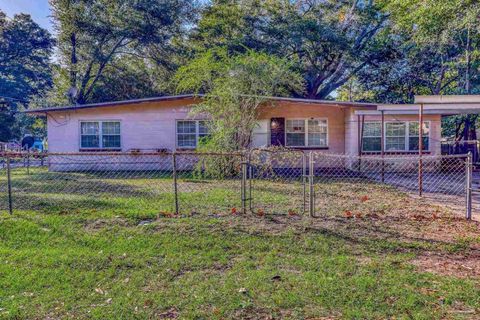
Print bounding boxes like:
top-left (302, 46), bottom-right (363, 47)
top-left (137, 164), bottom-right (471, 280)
top-left (362, 122), bottom-right (381, 152)
top-left (308, 119), bottom-right (328, 147)
top-left (80, 121), bottom-right (121, 150)
top-left (361, 121), bottom-right (430, 152)
top-left (176, 120), bottom-right (210, 148)
top-left (386, 122), bottom-right (406, 151)
top-left (286, 119), bottom-right (327, 147)
top-left (102, 122), bottom-right (121, 148)
top-left (409, 121), bottom-right (429, 151)
top-left (286, 120), bottom-right (305, 146)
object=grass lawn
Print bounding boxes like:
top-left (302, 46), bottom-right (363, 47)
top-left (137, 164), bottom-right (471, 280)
top-left (1, 168), bottom-right (480, 319)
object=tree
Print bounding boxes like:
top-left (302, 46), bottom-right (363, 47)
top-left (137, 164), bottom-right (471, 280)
top-left (373, 0), bottom-right (480, 140)
top-left (191, 0), bottom-right (392, 99)
top-left (175, 48), bottom-right (304, 151)
top-left (339, 41), bottom-right (463, 104)
top-left (50, 0), bottom-right (197, 105)
top-left (0, 11), bottom-right (54, 141)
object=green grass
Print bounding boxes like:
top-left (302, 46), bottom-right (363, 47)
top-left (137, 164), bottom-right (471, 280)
top-left (0, 168), bottom-right (479, 319)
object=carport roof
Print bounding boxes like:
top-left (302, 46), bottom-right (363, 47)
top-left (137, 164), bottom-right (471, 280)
top-left (355, 95), bottom-right (480, 116)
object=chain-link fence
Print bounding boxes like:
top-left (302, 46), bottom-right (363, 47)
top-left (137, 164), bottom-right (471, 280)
top-left (309, 153), bottom-right (472, 218)
top-left (0, 152), bottom-right (244, 217)
top-left (0, 151), bottom-right (474, 219)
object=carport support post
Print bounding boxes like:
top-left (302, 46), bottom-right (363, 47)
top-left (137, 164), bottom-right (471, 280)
top-left (418, 103), bottom-right (424, 196)
top-left (6, 155), bottom-right (13, 215)
top-left (358, 115), bottom-right (365, 172)
top-left (172, 152), bottom-right (179, 215)
top-left (466, 152), bottom-right (473, 220)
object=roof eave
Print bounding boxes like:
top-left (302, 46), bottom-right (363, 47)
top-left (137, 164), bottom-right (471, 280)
top-left (24, 94), bottom-right (201, 115)
top-left (25, 94), bottom-right (378, 115)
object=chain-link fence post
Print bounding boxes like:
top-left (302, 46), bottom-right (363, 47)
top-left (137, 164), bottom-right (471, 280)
top-left (26, 149), bottom-right (30, 175)
top-left (466, 152), bottom-right (473, 220)
top-left (302, 152), bottom-right (307, 215)
top-left (248, 151), bottom-right (253, 212)
top-left (6, 154), bottom-right (13, 215)
top-left (418, 156), bottom-right (423, 196)
top-left (172, 152), bottom-right (179, 215)
top-left (241, 154), bottom-right (248, 215)
top-left (309, 151), bottom-right (315, 217)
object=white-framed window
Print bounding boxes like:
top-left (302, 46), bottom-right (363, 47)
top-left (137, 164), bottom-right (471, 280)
top-left (385, 122), bottom-right (407, 151)
top-left (176, 120), bottom-right (210, 149)
top-left (80, 121), bottom-right (121, 150)
top-left (362, 122), bottom-right (382, 152)
top-left (408, 121), bottom-right (430, 151)
top-left (361, 121), bottom-right (430, 152)
top-left (286, 119), bottom-right (328, 147)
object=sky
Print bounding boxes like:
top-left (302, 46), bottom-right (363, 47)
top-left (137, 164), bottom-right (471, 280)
top-left (0, 0), bottom-right (54, 34)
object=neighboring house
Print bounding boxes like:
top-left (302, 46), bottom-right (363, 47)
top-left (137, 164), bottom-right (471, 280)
top-left (25, 94), bottom-right (480, 158)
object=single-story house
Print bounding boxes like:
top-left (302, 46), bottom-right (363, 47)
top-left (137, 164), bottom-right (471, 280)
top-left (24, 94), bottom-right (480, 163)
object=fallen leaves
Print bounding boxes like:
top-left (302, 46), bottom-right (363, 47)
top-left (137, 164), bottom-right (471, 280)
top-left (344, 210), bottom-right (353, 219)
top-left (344, 210), bottom-right (363, 219)
top-left (158, 212), bottom-right (175, 218)
top-left (411, 213), bottom-right (442, 221)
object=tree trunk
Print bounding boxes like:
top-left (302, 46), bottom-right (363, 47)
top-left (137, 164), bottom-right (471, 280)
top-left (461, 115), bottom-right (478, 141)
top-left (69, 32), bottom-right (77, 104)
top-left (465, 27), bottom-right (472, 94)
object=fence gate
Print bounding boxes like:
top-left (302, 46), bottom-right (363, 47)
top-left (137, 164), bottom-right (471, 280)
top-left (248, 149), bottom-right (307, 216)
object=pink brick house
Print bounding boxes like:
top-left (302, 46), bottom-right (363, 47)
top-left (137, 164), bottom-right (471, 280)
top-left (26, 94), bottom-right (480, 156)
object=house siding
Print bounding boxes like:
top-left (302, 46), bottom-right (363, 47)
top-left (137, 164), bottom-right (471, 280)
top-left (47, 98), bottom-right (200, 153)
top-left (344, 112), bottom-right (442, 156)
top-left (256, 101), bottom-right (347, 153)
top-left (45, 98), bottom-right (442, 157)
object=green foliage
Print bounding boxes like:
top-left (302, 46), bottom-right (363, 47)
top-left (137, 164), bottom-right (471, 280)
top-left (50, 0), bottom-right (197, 104)
top-left (175, 48), bottom-right (304, 151)
top-left (347, 0), bottom-right (480, 138)
top-left (1, 169), bottom-right (480, 318)
top-left (191, 0), bottom-right (392, 99)
top-left (0, 11), bottom-right (54, 141)
top-left (378, 0), bottom-right (480, 44)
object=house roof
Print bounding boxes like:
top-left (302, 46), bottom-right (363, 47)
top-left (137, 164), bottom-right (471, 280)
top-left (24, 94), bottom-right (378, 115)
top-left (24, 94), bottom-right (200, 114)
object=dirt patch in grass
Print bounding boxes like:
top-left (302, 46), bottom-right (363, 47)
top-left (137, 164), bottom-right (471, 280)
top-left (411, 252), bottom-right (480, 278)
top-left (200, 189), bottom-right (480, 278)
top-left (83, 217), bottom-right (132, 231)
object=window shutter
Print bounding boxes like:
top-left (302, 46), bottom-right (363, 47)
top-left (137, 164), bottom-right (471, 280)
top-left (270, 118), bottom-right (285, 146)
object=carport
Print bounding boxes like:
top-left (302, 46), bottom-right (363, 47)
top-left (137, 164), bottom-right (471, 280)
top-left (354, 95), bottom-right (480, 220)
